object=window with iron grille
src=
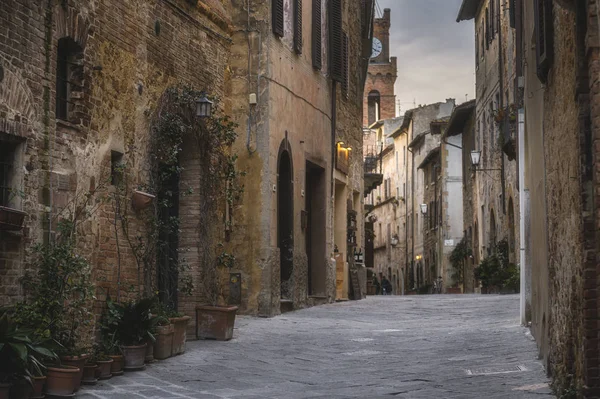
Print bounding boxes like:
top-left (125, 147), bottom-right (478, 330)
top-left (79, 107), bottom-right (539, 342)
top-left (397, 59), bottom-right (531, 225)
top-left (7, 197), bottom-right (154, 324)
top-left (56, 37), bottom-right (83, 121)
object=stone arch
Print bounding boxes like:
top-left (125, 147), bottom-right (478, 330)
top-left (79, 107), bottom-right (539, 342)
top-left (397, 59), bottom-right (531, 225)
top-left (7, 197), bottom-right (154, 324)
top-left (0, 62), bottom-right (38, 135)
top-left (54, 5), bottom-right (91, 49)
top-left (367, 90), bottom-right (381, 125)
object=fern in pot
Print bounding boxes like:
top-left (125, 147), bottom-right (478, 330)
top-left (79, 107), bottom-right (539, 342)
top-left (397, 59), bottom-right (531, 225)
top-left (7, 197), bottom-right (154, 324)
top-left (110, 298), bottom-right (157, 371)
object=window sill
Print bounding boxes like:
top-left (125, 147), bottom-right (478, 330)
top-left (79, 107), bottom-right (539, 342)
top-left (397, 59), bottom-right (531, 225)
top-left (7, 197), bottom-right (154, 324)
top-left (56, 119), bottom-right (82, 131)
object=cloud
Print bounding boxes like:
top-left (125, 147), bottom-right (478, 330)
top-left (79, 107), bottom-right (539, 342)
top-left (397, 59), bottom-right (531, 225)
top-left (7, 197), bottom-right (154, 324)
top-left (374, 0), bottom-right (476, 110)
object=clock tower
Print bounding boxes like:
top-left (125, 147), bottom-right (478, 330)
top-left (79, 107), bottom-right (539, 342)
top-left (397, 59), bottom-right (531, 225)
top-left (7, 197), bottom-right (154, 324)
top-left (363, 8), bottom-right (397, 127)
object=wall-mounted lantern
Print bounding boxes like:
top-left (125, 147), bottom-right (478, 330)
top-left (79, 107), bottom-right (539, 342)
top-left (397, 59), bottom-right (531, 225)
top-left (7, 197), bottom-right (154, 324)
top-left (420, 203), bottom-right (428, 215)
top-left (196, 92), bottom-right (213, 118)
top-left (470, 149), bottom-right (501, 173)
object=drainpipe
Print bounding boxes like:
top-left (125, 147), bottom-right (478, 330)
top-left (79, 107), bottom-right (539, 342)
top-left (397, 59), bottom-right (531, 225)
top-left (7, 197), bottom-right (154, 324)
top-left (518, 108), bottom-right (527, 325)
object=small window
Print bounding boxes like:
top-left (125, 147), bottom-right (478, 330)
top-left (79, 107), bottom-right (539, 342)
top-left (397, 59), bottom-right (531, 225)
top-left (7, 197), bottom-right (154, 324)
top-left (111, 151), bottom-right (124, 186)
top-left (0, 142), bottom-right (17, 207)
top-left (56, 37), bottom-right (83, 121)
top-left (342, 32), bottom-right (349, 97)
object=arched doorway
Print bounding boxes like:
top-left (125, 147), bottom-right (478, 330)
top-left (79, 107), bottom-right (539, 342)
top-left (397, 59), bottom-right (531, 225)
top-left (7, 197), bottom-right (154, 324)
top-left (278, 142), bottom-right (294, 301)
top-left (489, 209), bottom-right (497, 254)
top-left (508, 198), bottom-right (516, 264)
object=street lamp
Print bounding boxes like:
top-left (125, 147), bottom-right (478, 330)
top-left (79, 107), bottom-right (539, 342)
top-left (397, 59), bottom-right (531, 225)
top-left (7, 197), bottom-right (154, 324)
top-left (470, 150), bottom-right (481, 168)
top-left (470, 149), bottom-right (501, 172)
top-left (420, 203), bottom-right (428, 215)
top-left (196, 92), bottom-right (213, 118)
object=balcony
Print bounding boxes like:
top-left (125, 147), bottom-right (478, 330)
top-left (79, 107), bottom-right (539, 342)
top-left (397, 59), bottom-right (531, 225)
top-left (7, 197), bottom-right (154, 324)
top-left (364, 145), bottom-right (383, 197)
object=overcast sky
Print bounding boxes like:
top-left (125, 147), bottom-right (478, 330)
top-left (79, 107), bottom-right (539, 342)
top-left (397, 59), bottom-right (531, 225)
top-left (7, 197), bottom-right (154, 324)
top-left (375, 0), bottom-right (476, 114)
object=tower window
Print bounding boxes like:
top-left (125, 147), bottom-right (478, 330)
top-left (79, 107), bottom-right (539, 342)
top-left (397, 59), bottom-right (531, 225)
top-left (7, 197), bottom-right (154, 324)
top-left (368, 90), bottom-right (381, 125)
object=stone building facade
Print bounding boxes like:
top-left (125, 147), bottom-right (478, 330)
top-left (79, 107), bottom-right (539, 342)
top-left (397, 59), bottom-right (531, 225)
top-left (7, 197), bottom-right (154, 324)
top-left (516, 0), bottom-right (600, 396)
top-left (0, 0), bottom-right (374, 336)
top-left (0, 0), bottom-right (233, 335)
top-left (401, 100), bottom-right (454, 290)
top-left (457, 0), bottom-right (520, 283)
top-left (444, 99), bottom-right (477, 292)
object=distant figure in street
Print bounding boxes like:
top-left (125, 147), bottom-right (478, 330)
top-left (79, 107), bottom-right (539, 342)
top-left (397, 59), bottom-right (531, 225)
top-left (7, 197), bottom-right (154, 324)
top-left (372, 275), bottom-right (381, 295)
top-left (381, 276), bottom-right (393, 295)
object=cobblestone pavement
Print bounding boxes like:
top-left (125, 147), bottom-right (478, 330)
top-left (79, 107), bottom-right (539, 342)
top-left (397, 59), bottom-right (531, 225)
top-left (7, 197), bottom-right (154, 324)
top-left (82, 295), bottom-right (554, 399)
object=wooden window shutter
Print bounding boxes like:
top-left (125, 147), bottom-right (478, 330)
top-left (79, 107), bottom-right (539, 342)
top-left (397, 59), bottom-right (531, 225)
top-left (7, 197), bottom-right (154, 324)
top-left (272, 0), bottom-right (284, 37)
top-left (294, 0), bottom-right (303, 54)
top-left (509, 0), bottom-right (516, 28)
top-left (342, 31), bottom-right (349, 95)
top-left (329, 0), bottom-right (343, 83)
top-left (534, 0), bottom-right (553, 83)
top-left (312, 0), bottom-right (322, 69)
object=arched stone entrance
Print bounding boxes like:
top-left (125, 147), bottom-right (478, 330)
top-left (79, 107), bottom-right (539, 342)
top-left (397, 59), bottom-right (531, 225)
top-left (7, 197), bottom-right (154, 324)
top-left (277, 140), bottom-right (294, 301)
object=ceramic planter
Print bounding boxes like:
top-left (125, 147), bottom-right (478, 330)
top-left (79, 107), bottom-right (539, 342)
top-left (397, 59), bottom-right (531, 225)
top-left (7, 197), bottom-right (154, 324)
top-left (154, 324), bottom-right (174, 360)
top-left (109, 355), bottom-right (124, 376)
top-left (170, 316), bottom-right (191, 355)
top-left (82, 364), bottom-right (98, 385)
top-left (0, 383), bottom-right (10, 399)
top-left (96, 359), bottom-right (113, 380)
top-left (30, 376), bottom-right (46, 399)
top-left (46, 366), bottom-right (79, 397)
top-left (131, 190), bottom-right (155, 211)
top-left (145, 338), bottom-right (155, 363)
top-left (60, 354), bottom-right (89, 392)
top-left (120, 344), bottom-right (147, 370)
top-left (0, 206), bottom-right (26, 230)
top-left (195, 306), bottom-right (238, 341)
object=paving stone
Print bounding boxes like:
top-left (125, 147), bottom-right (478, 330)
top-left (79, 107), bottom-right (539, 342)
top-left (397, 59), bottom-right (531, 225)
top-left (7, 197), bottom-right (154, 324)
top-left (79, 295), bottom-right (554, 398)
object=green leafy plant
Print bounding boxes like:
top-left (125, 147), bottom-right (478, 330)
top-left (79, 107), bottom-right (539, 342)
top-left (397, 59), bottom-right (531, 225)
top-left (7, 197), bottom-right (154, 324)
top-left (15, 220), bottom-right (94, 357)
top-left (475, 238), bottom-right (519, 292)
top-left (108, 298), bottom-right (157, 346)
top-left (0, 309), bottom-right (57, 383)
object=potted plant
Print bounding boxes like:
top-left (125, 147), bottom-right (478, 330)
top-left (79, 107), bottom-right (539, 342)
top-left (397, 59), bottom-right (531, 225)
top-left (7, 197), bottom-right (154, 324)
top-left (13, 220), bottom-right (94, 395)
top-left (196, 245), bottom-right (238, 341)
top-left (95, 350), bottom-right (113, 380)
top-left (0, 309), bottom-right (56, 399)
top-left (81, 354), bottom-right (98, 385)
top-left (99, 300), bottom-right (125, 376)
top-left (110, 298), bottom-right (157, 371)
top-left (153, 318), bottom-right (174, 360)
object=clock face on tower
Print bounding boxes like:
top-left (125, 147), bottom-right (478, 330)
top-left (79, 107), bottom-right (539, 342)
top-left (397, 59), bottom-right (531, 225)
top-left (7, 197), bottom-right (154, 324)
top-left (371, 38), bottom-right (382, 59)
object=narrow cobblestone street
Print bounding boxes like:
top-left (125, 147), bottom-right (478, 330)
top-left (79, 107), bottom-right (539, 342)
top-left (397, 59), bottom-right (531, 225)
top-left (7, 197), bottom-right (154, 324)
top-left (81, 295), bottom-right (553, 399)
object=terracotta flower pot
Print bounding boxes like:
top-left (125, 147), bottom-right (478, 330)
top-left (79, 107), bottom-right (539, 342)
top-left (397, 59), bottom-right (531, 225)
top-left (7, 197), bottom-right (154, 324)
top-left (170, 316), bottom-right (191, 355)
top-left (131, 190), bottom-right (155, 211)
top-left (145, 338), bottom-right (155, 363)
top-left (154, 323), bottom-right (174, 360)
top-left (46, 366), bottom-right (79, 397)
top-left (60, 354), bottom-right (89, 392)
top-left (97, 359), bottom-right (113, 380)
top-left (109, 355), bottom-right (124, 376)
top-left (82, 364), bottom-right (98, 385)
top-left (0, 383), bottom-right (10, 399)
top-left (121, 344), bottom-right (147, 370)
top-left (30, 376), bottom-right (46, 399)
top-left (195, 306), bottom-right (238, 341)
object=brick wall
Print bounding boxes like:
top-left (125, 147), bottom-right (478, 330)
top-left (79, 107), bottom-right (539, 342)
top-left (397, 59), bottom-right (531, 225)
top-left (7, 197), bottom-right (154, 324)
top-left (0, 0), bottom-right (232, 337)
